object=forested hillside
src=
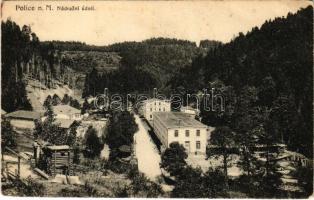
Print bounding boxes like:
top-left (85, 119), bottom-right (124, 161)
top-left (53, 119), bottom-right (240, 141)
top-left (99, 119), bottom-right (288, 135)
top-left (82, 38), bottom-right (214, 96)
top-left (1, 21), bottom-right (85, 112)
top-left (60, 51), bottom-right (121, 73)
top-left (170, 6), bottom-right (313, 157)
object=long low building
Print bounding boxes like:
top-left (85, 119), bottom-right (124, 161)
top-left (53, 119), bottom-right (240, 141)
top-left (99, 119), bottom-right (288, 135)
top-left (152, 112), bottom-right (208, 154)
top-left (5, 110), bottom-right (43, 130)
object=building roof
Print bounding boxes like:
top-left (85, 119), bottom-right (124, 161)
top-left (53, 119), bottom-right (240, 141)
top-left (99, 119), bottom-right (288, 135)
top-left (54, 118), bottom-right (75, 129)
top-left (45, 145), bottom-right (70, 151)
top-left (53, 105), bottom-right (80, 115)
top-left (5, 110), bottom-right (43, 120)
top-left (153, 112), bottom-right (207, 129)
top-left (143, 98), bottom-right (170, 103)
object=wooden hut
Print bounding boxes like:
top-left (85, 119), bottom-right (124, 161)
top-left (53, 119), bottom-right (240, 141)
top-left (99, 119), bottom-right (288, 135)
top-left (41, 145), bottom-right (73, 177)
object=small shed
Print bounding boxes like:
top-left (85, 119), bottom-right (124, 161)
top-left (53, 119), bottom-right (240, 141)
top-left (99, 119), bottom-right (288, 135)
top-left (41, 145), bottom-right (73, 177)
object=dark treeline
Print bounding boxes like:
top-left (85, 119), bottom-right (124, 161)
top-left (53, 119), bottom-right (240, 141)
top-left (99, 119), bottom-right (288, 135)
top-left (170, 6), bottom-right (313, 157)
top-left (1, 20), bottom-right (38, 112)
top-left (82, 38), bottom-right (204, 97)
top-left (82, 66), bottom-right (157, 97)
top-left (41, 37), bottom-right (199, 52)
top-left (40, 41), bottom-right (101, 52)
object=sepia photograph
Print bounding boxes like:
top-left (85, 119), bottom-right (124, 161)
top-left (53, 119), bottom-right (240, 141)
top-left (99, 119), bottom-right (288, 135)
top-left (1, 0), bottom-right (313, 198)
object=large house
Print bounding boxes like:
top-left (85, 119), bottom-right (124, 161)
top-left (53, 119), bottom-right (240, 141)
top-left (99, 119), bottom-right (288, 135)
top-left (5, 110), bottom-right (43, 130)
top-left (139, 98), bottom-right (171, 121)
top-left (152, 112), bottom-right (208, 155)
top-left (53, 105), bottom-right (82, 120)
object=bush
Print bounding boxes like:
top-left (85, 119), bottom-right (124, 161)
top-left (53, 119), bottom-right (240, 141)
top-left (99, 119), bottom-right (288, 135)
top-left (59, 187), bottom-right (88, 197)
top-left (1, 119), bottom-right (17, 150)
top-left (103, 159), bottom-right (133, 174)
top-left (113, 186), bottom-right (129, 197)
top-left (15, 177), bottom-right (45, 196)
top-left (131, 172), bottom-right (163, 197)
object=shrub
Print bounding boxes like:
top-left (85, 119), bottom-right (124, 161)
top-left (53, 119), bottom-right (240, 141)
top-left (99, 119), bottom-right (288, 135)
top-left (15, 177), bottom-right (45, 196)
top-left (1, 119), bottom-right (17, 150)
top-left (59, 187), bottom-right (87, 197)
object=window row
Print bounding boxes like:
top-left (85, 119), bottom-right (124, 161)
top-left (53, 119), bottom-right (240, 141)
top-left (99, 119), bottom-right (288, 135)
top-left (174, 129), bottom-right (201, 137)
top-left (183, 141), bottom-right (201, 150)
top-left (150, 108), bottom-right (166, 112)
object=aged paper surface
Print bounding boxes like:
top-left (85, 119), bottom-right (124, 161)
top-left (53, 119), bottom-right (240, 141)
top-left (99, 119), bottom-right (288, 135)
top-left (1, 0), bottom-right (313, 198)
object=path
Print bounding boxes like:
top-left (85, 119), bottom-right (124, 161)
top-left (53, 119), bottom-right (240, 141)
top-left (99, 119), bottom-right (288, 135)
top-left (133, 115), bottom-right (162, 182)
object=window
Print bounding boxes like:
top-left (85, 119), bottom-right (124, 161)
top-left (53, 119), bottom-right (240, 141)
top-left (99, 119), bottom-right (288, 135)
top-left (163, 108), bottom-right (165, 111)
top-left (159, 102), bottom-right (161, 105)
top-left (196, 130), bottom-right (200, 136)
top-left (196, 141), bottom-right (201, 149)
top-left (150, 108), bottom-right (152, 111)
top-left (150, 115), bottom-right (152, 119)
top-left (174, 130), bottom-right (179, 137)
top-left (185, 141), bottom-right (190, 152)
top-left (159, 108), bottom-right (161, 111)
top-left (185, 130), bottom-right (190, 137)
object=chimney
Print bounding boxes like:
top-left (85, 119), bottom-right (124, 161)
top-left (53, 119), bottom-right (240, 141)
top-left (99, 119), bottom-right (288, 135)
top-left (178, 119), bottom-right (181, 127)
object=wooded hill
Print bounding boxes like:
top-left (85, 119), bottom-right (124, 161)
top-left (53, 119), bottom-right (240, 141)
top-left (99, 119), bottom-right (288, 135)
top-left (169, 6), bottom-right (313, 157)
top-left (2, 6), bottom-right (312, 158)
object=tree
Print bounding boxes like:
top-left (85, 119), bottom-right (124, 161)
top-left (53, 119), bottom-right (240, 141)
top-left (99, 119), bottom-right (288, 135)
top-left (200, 79), bottom-right (236, 127)
top-left (43, 95), bottom-right (52, 108)
top-left (69, 98), bottom-right (80, 109)
top-left (172, 166), bottom-right (204, 197)
top-left (130, 171), bottom-right (163, 197)
top-left (160, 142), bottom-right (188, 176)
top-left (84, 126), bottom-right (103, 158)
top-left (199, 40), bottom-right (221, 49)
top-left (208, 126), bottom-right (236, 179)
top-left (1, 20), bottom-right (34, 112)
top-left (81, 98), bottom-right (90, 114)
top-left (52, 94), bottom-right (61, 106)
top-left (202, 168), bottom-right (228, 197)
top-left (1, 119), bottom-right (17, 150)
top-left (61, 94), bottom-right (71, 105)
top-left (172, 166), bottom-right (228, 198)
top-left (66, 120), bottom-right (80, 146)
top-left (33, 105), bottom-right (68, 145)
top-left (106, 111), bottom-right (138, 151)
top-left (232, 86), bottom-right (261, 176)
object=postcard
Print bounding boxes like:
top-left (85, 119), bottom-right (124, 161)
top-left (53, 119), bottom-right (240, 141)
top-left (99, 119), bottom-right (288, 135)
top-left (1, 0), bottom-right (313, 198)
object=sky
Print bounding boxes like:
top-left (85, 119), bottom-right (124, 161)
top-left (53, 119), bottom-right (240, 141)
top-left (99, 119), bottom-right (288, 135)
top-left (1, 1), bottom-right (312, 46)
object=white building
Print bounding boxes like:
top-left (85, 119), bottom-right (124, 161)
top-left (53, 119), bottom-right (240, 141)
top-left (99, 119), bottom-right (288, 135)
top-left (152, 112), bottom-right (208, 155)
top-left (139, 98), bottom-right (171, 121)
top-left (180, 106), bottom-right (200, 118)
top-left (53, 105), bottom-right (82, 121)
